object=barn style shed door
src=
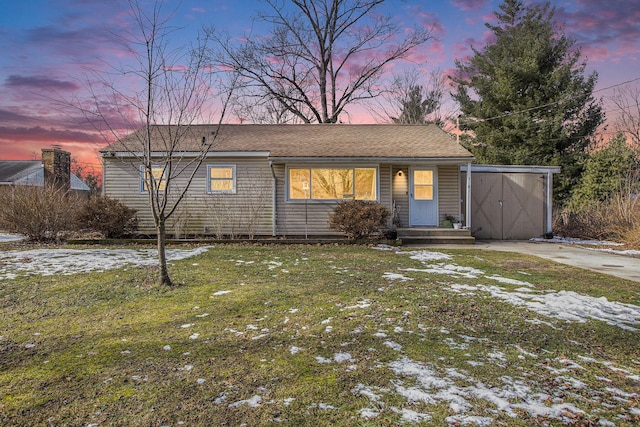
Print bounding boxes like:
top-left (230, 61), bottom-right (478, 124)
top-left (470, 173), bottom-right (544, 239)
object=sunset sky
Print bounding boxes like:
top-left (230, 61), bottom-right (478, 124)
top-left (1, 0), bottom-right (639, 174)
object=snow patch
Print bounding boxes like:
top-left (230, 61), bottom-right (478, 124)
top-left (0, 246), bottom-right (211, 280)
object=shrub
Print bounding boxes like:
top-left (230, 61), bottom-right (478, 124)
top-left (555, 170), bottom-right (640, 248)
top-left (76, 195), bottom-right (138, 238)
top-left (568, 134), bottom-right (636, 210)
top-left (0, 184), bottom-right (78, 242)
top-left (329, 200), bottom-right (390, 240)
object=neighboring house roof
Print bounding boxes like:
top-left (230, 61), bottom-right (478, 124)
top-left (0, 160), bottom-right (90, 191)
top-left (0, 161), bottom-right (41, 184)
top-left (102, 124), bottom-right (474, 162)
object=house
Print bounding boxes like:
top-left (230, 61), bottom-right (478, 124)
top-left (101, 124), bottom-right (476, 242)
top-left (0, 148), bottom-right (90, 196)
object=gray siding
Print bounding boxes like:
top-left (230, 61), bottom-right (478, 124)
top-left (103, 157), bottom-right (274, 237)
top-left (438, 165), bottom-right (461, 223)
top-left (103, 157), bottom-right (464, 237)
top-left (391, 166), bottom-right (409, 227)
top-left (273, 164), bottom-right (392, 236)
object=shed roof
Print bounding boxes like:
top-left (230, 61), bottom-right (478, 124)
top-left (102, 124), bottom-right (474, 161)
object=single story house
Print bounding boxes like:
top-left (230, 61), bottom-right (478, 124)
top-left (0, 148), bottom-right (90, 196)
top-left (101, 124), bottom-right (477, 241)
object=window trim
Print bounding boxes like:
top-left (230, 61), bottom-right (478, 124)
top-left (207, 164), bottom-right (237, 194)
top-left (286, 165), bottom-right (379, 202)
top-left (139, 165), bottom-right (167, 193)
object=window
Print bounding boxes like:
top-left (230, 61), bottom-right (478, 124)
top-left (207, 165), bottom-right (236, 194)
top-left (140, 165), bottom-right (167, 192)
top-left (288, 167), bottom-right (377, 201)
top-left (413, 170), bottom-right (434, 200)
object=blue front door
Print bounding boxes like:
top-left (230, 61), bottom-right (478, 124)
top-left (409, 167), bottom-right (438, 226)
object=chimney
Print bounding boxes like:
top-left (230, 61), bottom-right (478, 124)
top-left (42, 147), bottom-right (71, 190)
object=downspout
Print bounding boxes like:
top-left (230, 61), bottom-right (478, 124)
top-left (101, 156), bottom-right (106, 196)
top-left (465, 162), bottom-right (472, 230)
top-left (269, 161), bottom-right (277, 236)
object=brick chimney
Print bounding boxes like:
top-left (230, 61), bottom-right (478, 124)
top-left (42, 147), bottom-right (71, 190)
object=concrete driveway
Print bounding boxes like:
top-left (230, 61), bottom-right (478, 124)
top-left (467, 241), bottom-right (640, 283)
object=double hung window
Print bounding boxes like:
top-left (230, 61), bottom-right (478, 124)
top-left (207, 165), bottom-right (236, 194)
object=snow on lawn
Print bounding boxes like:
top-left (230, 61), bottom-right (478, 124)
top-left (2, 244), bottom-right (638, 424)
top-left (388, 249), bottom-right (640, 331)
top-left (0, 233), bottom-right (24, 243)
top-left (0, 246), bottom-right (211, 280)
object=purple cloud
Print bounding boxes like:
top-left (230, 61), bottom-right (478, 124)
top-left (0, 126), bottom-right (104, 144)
top-left (449, 0), bottom-right (492, 12)
top-left (0, 108), bottom-right (39, 125)
top-left (553, 1), bottom-right (640, 63)
top-left (5, 75), bottom-right (80, 91)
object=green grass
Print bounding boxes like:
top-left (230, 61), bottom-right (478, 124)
top-left (0, 244), bottom-right (639, 426)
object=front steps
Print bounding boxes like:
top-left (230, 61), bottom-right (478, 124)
top-left (397, 228), bottom-right (475, 245)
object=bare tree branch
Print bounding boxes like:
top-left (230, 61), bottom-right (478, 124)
top-left (73, 0), bottom-right (236, 286)
top-left (208, 0), bottom-right (434, 123)
top-left (610, 82), bottom-right (640, 149)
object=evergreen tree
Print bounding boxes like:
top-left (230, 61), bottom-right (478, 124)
top-left (452, 0), bottom-right (604, 203)
top-left (392, 85), bottom-right (441, 125)
top-left (569, 134), bottom-right (637, 209)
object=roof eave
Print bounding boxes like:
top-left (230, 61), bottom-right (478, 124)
top-left (268, 156), bottom-right (475, 164)
top-left (101, 151), bottom-right (271, 158)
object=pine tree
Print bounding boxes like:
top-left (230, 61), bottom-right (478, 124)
top-left (392, 85), bottom-right (441, 125)
top-left (452, 0), bottom-right (604, 203)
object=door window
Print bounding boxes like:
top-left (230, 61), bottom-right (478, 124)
top-left (413, 170), bottom-right (433, 200)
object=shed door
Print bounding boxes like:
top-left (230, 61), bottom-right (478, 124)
top-left (469, 173), bottom-right (544, 239)
top-left (502, 173), bottom-right (544, 239)
top-left (409, 168), bottom-right (438, 226)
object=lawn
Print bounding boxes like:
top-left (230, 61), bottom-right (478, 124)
top-left (0, 243), bottom-right (639, 426)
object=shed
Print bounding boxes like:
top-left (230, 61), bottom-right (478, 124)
top-left (461, 164), bottom-right (561, 240)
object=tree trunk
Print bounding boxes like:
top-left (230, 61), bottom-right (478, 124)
top-left (157, 219), bottom-right (173, 286)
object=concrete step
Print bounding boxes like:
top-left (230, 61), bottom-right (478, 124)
top-left (399, 236), bottom-right (476, 245)
top-left (397, 228), bottom-right (475, 245)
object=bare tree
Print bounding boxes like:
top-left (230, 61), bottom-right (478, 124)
top-left (371, 69), bottom-right (447, 125)
top-left (230, 86), bottom-right (304, 124)
top-left (78, 0), bottom-right (236, 286)
top-left (610, 82), bottom-right (640, 149)
top-left (209, 0), bottom-right (434, 124)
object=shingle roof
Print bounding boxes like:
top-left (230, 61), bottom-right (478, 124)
top-left (0, 161), bottom-right (41, 183)
top-left (0, 160), bottom-right (90, 191)
top-left (103, 124), bottom-right (473, 160)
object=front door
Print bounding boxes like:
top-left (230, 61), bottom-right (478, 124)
top-left (409, 167), bottom-right (438, 226)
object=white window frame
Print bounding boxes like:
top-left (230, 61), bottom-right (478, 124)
top-left (286, 165), bottom-right (379, 202)
top-left (139, 165), bottom-right (167, 193)
top-left (207, 164), bottom-right (237, 194)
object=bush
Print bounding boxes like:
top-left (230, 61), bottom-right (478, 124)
top-left (555, 170), bottom-right (640, 248)
top-left (0, 184), bottom-right (78, 242)
top-left (329, 200), bottom-right (390, 240)
top-left (76, 195), bottom-right (138, 238)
